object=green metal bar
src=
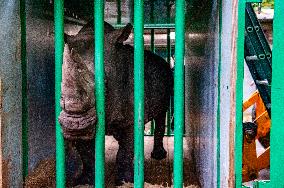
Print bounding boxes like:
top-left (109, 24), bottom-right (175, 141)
top-left (149, 3), bottom-right (154, 134)
top-left (20, 0), bottom-right (28, 179)
top-left (166, 0), bottom-right (171, 24)
top-left (94, 0), bottom-right (106, 188)
top-left (117, 0), bottom-right (122, 24)
top-left (166, 111), bottom-right (171, 136)
top-left (54, 0), bottom-right (65, 187)
top-left (150, 120), bottom-right (155, 135)
top-left (166, 48), bottom-right (172, 136)
top-left (166, 0), bottom-right (172, 136)
top-left (114, 23), bottom-right (175, 29)
top-left (173, 0), bottom-right (185, 187)
top-left (149, 0), bottom-right (155, 136)
top-left (150, 0), bottom-right (155, 53)
top-left (150, 30), bottom-right (155, 52)
top-left (217, 0), bottom-right (222, 186)
top-left (271, 0), bottom-right (284, 187)
top-left (235, 0), bottom-right (246, 187)
top-left (134, 0), bottom-right (145, 187)
top-left (150, 0), bottom-right (154, 21)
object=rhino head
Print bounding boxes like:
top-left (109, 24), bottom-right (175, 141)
top-left (58, 21), bottom-right (133, 140)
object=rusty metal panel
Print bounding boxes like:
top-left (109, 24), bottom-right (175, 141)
top-left (0, 0), bottom-right (23, 186)
top-left (184, 0), bottom-right (219, 187)
top-left (25, 0), bottom-right (56, 171)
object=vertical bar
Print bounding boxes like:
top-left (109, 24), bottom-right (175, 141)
top-left (54, 0), bottom-right (65, 187)
top-left (150, 0), bottom-right (155, 53)
top-left (166, 99), bottom-right (172, 136)
top-left (150, 30), bottom-right (155, 53)
top-left (166, 32), bottom-right (171, 65)
top-left (166, 0), bottom-right (172, 136)
top-left (217, 0), bottom-right (222, 187)
top-left (94, 0), bottom-right (105, 188)
top-left (117, 0), bottom-right (122, 24)
top-left (20, 0), bottom-right (28, 179)
top-left (235, 0), bottom-right (246, 187)
top-left (271, 0), bottom-right (284, 187)
top-left (173, 0), bottom-right (185, 187)
top-left (150, 0), bottom-right (155, 135)
top-left (134, 0), bottom-right (145, 187)
top-left (150, 120), bottom-right (155, 135)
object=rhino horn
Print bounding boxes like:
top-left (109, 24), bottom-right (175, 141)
top-left (59, 44), bottom-right (96, 140)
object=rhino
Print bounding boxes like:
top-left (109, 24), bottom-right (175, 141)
top-left (58, 21), bottom-right (173, 186)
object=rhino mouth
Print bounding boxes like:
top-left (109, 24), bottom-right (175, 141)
top-left (58, 107), bottom-right (97, 140)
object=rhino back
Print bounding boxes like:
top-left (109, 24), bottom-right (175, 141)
top-left (104, 44), bottom-right (173, 129)
top-left (143, 49), bottom-right (173, 117)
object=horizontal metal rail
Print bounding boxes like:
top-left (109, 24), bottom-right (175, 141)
top-left (114, 23), bottom-right (175, 29)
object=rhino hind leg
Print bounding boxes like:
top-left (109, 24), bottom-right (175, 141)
top-left (151, 111), bottom-right (167, 160)
top-left (115, 128), bottom-right (134, 186)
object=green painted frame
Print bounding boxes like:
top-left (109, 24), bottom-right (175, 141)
top-left (270, 0), bottom-right (284, 187)
top-left (235, 0), bottom-right (246, 187)
top-left (236, 1), bottom-right (284, 187)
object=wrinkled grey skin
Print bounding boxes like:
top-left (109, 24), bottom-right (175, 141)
top-left (59, 21), bottom-right (173, 186)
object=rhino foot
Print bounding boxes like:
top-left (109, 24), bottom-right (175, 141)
top-left (151, 146), bottom-right (167, 160)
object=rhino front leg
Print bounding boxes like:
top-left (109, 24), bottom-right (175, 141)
top-left (151, 111), bottom-right (167, 160)
top-left (115, 127), bottom-right (134, 185)
top-left (73, 139), bottom-right (94, 186)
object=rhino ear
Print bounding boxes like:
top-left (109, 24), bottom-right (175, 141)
top-left (64, 33), bottom-right (71, 44)
top-left (104, 21), bottom-right (115, 32)
top-left (114, 23), bottom-right (133, 44)
top-left (78, 20), bottom-right (94, 35)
